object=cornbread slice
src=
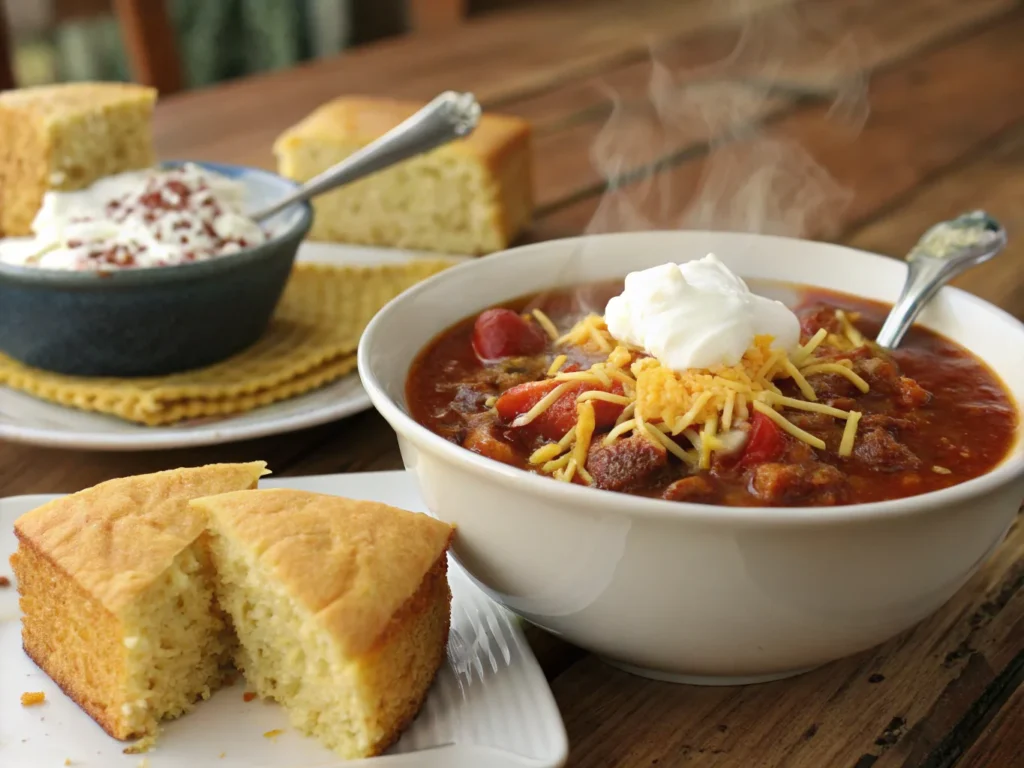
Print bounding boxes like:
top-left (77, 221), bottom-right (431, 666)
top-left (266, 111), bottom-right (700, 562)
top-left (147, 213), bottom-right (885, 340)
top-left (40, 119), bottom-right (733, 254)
top-left (9, 462), bottom-right (268, 741)
top-left (195, 489), bottom-right (455, 759)
top-left (274, 96), bottom-right (532, 255)
top-left (0, 82), bottom-right (157, 236)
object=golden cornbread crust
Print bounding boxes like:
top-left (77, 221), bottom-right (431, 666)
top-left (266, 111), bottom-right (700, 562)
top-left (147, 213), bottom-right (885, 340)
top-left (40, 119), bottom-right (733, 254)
top-left (13, 535), bottom-right (130, 738)
top-left (13, 462), bottom-right (267, 613)
top-left (359, 553), bottom-right (452, 756)
top-left (9, 463), bottom-right (268, 741)
top-left (197, 489), bottom-right (455, 759)
top-left (274, 96), bottom-right (533, 255)
top-left (0, 82), bottom-right (157, 236)
top-left (196, 488), bottom-right (453, 657)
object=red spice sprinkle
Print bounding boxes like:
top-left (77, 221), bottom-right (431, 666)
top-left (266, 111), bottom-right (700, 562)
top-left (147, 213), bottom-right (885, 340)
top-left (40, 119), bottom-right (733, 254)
top-left (0, 575), bottom-right (11, 587)
top-left (243, 692), bottom-right (257, 702)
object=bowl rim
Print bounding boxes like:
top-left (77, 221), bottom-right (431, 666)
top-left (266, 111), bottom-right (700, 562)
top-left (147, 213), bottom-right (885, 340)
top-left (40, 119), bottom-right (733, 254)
top-left (358, 230), bottom-right (1024, 526)
top-left (0, 160), bottom-right (312, 287)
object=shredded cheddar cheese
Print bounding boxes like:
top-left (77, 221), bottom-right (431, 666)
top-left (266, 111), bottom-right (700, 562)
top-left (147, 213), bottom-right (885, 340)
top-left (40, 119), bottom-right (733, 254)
top-left (546, 354), bottom-right (567, 377)
top-left (839, 411), bottom-right (862, 457)
top-left (512, 382), bottom-right (573, 427)
top-left (532, 309), bottom-right (560, 341)
top-left (521, 308), bottom-right (873, 482)
top-left (798, 362), bottom-right (870, 393)
top-left (792, 327), bottom-right (828, 366)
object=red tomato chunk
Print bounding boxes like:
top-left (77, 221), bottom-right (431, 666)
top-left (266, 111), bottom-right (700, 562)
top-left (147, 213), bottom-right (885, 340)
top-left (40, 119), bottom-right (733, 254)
top-left (738, 411), bottom-right (784, 467)
top-left (472, 309), bottom-right (547, 361)
top-left (495, 379), bottom-right (625, 442)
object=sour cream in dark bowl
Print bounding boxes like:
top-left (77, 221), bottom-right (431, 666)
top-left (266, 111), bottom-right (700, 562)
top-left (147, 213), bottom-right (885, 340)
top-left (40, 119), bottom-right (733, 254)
top-left (0, 161), bottom-right (311, 378)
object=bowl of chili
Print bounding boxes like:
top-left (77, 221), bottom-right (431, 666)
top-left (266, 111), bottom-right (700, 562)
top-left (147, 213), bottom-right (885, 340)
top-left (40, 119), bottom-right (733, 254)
top-left (357, 230), bottom-right (1024, 683)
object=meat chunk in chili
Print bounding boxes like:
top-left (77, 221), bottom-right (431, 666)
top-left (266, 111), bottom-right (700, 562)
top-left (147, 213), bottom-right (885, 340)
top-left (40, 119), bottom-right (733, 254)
top-left (662, 475), bottom-right (716, 503)
top-left (860, 414), bottom-right (917, 433)
top-left (853, 427), bottom-right (921, 472)
top-left (799, 304), bottom-right (844, 338)
top-left (586, 436), bottom-right (667, 492)
top-left (749, 461), bottom-right (848, 506)
top-left (462, 414), bottom-right (517, 465)
top-left (895, 376), bottom-right (931, 408)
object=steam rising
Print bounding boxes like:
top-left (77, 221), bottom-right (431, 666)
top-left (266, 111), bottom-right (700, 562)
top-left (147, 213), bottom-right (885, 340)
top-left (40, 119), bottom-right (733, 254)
top-left (585, 0), bottom-right (868, 239)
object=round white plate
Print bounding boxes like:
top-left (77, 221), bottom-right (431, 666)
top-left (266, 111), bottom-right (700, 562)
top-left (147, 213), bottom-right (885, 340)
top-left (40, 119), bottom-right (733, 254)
top-left (0, 243), bottom-right (467, 451)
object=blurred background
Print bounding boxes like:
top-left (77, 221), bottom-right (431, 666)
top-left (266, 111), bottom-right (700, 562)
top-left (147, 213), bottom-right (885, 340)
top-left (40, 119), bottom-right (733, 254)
top-left (0, 0), bottom-right (524, 91)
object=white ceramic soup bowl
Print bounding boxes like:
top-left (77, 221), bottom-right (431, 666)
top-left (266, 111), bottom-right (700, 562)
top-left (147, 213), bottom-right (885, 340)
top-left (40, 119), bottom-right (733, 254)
top-left (358, 231), bottom-right (1024, 684)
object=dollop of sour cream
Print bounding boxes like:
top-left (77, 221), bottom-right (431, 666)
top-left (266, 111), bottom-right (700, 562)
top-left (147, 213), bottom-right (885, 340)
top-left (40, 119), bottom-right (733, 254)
top-left (0, 163), bottom-right (265, 271)
top-left (604, 254), bottom-right (801, 370)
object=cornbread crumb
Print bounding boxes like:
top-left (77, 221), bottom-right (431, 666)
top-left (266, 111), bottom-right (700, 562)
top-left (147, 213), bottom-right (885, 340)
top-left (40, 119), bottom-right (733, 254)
top-left (197, 489), bottom-right (455, 760)
top-left (64, 759), bottom-right (71, 766)
top-left (20, 691), bottom-right (46, 706)
top-left (218, 752), bottom-right (226, 759)
top-left (263, 729), bottom-right (284, 740)
top-left (0, 83), bottom-right (157, 236)
top-left (0, 575), bottom-right (11, 587)
top-left (275, 96), bottom-right (532, 255)
top-left (242, 692), bottom-right (257, 702)
top-left (123, 732), bottom-right (157, 754)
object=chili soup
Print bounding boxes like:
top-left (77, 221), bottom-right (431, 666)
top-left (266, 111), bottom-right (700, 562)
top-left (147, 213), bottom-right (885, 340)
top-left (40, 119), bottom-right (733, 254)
top-left (407, 276), bottom-right (1017, 507)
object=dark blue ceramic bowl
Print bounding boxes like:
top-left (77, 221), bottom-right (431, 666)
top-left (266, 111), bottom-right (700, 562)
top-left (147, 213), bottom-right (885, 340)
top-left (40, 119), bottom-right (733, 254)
top-left (0, 162), bottom-right (312, 378)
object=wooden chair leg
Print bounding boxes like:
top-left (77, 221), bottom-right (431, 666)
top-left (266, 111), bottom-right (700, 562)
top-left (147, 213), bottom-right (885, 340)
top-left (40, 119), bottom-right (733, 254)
top-left (112, 0), bottom-right (183, 95)
top-left (407, 0), bottom-right (468, 34)
top-left (0, 2), bottom-right (16, 90)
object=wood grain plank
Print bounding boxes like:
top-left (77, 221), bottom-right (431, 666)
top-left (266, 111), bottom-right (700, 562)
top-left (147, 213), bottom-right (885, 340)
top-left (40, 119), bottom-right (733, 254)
top-left (728, 0), bottom-right (1015, 93)
top-left (518, 0), bottom-right (1020, 212)
top-left (953, 683), bottom-right (1024, 768)
top-left (151, 0), bottom-right (1020, 218)
top-left (549, 516), bottom-right (1023, 768)
top-left (0, 419), bottom-right (345, 496)
top-left (531, 84), bottom-right (791, 211)
top-left (271, 410), bottom-right (405, 478)
top-left (846, 127), bottom-right (1024, 317)
top-left (151, 0), bottom-right (797, 168)
top-left (531, 9), bottom-right (1024, 244)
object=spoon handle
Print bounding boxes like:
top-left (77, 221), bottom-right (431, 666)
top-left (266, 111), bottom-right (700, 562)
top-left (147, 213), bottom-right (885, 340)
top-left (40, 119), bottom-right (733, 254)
top-left (251, 91), bottom-right (482, 222)
top-left (875, 255), bottom-right (961, 349)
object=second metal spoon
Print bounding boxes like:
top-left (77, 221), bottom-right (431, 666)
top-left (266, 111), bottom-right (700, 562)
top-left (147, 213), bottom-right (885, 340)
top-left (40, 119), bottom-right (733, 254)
top-left (250, 90), bottom-right (482, 222)
top-left (875, 210), bottom-right (1007, 349)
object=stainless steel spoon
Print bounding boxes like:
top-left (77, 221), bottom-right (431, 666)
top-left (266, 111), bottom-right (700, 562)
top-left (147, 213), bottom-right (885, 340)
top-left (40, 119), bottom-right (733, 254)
top-left (249, 90), bottom-right (482, 222)
top-left (875, 210), bottom-right (1007, 349)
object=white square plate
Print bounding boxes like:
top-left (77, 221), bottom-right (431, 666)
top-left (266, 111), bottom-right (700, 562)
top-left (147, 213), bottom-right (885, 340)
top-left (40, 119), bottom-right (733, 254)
top-left (0, 471), bottom-right (568, 767)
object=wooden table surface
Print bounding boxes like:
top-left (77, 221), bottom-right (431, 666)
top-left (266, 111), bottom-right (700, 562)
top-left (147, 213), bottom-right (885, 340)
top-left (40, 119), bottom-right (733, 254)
top-left (3, 1), bottom-right (1023, 765)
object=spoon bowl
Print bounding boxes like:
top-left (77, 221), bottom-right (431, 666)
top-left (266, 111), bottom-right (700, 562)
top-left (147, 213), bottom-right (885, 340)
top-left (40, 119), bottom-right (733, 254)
top-left (876, 210), bottom-right (1007, 349)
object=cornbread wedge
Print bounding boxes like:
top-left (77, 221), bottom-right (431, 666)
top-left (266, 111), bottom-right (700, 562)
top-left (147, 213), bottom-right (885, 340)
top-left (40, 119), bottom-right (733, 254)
top-left (0, 82), bottom-right (157, 236)
top-left (274, 96), bottom-right (532, 255)
top-left (9, 462), bottom-right (268, 741)
top-left (195, 489), bottom-right (455, 759)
